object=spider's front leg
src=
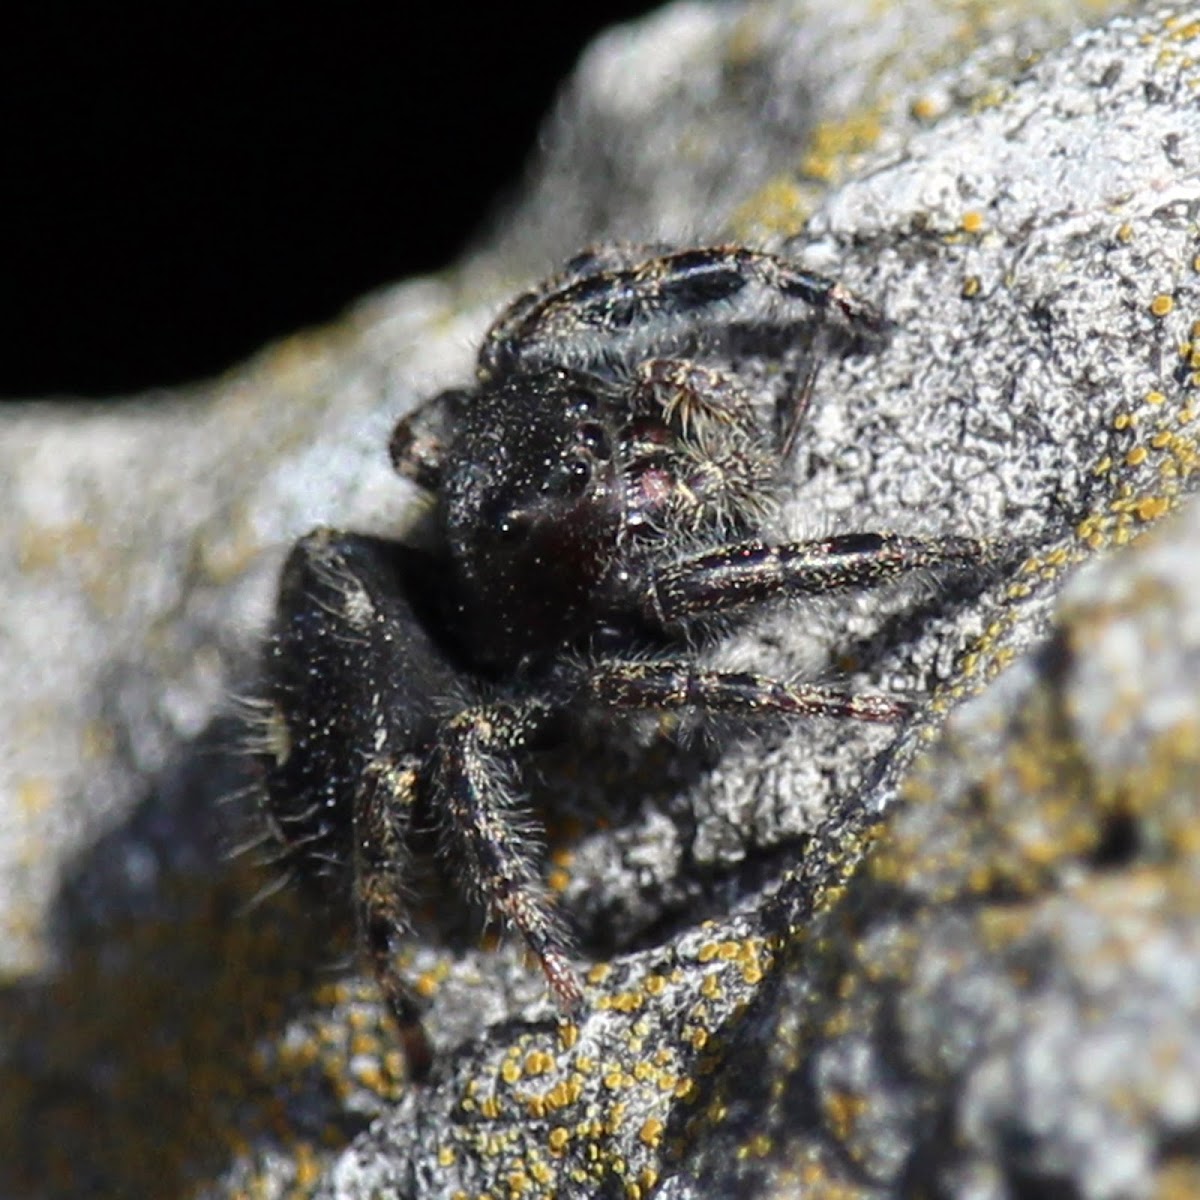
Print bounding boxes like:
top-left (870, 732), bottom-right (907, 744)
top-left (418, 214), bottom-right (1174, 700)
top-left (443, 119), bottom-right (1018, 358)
top-left (261, 529), bottom-right (460, 1075)
top-left (429, 699), bottom-right (583, 1013)
top-left (478, 246), bottom-right (889, 381)
top-left (642, 531), bottom-right (989, 624)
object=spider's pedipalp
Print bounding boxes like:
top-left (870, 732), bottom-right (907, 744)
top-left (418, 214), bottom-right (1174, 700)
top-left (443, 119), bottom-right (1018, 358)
top-left (389, 387), bottom-right (469, 492)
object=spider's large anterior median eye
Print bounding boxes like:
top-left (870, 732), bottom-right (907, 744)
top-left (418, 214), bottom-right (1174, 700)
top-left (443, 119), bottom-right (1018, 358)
top-left (542, 420), bottom-right (612, 500)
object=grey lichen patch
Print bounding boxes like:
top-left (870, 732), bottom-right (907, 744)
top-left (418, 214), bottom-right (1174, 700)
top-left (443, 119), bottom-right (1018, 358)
top-left (729, 0), bottom-right (1139, 238)
top-left (809, 7), bottom-right (1200, 544)
top-left (675, 501), bottom-right (1200, 1200)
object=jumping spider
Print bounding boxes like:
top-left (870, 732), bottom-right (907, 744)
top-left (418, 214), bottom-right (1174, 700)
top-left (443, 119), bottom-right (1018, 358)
top-left (257, 244), bottom-right (983, 1071)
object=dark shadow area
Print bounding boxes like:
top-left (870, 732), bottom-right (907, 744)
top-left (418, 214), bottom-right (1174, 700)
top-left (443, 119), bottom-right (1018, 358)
top-left (0, 2), bottom-right (658, 400)
top-left (0, 704), bottom-right (783, 1197)
top-left (0, 719), bottom-right (383, 1200)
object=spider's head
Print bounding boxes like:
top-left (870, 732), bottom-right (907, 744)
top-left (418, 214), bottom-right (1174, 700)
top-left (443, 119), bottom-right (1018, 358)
top-left (441, 369), bottom-right (625, 669)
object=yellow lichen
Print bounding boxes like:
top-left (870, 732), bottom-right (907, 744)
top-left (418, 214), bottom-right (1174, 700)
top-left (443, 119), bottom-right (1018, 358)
top-left (639, 1117), bottom-right (664, 1148)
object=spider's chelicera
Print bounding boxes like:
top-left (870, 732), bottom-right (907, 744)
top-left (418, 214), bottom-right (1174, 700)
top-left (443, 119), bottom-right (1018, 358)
top-left (256, 245), bottom-right (982, 1070)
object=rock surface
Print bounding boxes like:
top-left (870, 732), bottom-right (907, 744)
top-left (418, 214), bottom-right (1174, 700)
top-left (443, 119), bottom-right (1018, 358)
top-left (2, 1), bottom-right (1198, 1198)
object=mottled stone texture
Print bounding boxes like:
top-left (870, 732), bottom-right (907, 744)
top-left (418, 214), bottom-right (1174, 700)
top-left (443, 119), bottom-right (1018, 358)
top-left (2, 2), bottom-right (1198, 1198)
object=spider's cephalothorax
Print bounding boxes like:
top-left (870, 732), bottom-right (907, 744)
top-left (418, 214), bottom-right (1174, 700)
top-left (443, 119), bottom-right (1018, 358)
top-left (257, 245), bottom-right (984, 1071)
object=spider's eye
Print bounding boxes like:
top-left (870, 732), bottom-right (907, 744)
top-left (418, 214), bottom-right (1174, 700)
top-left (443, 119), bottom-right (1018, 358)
top-left (546, 455), bottom-right (592, 499)
top-left (577, 421), bottom-right (611, 461)
top-left (494, 510), bottom-right (531, 543)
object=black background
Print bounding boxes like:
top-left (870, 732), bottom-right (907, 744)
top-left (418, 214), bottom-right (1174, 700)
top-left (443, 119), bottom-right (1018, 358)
top-left (0, 4), bottom-right (659, 399)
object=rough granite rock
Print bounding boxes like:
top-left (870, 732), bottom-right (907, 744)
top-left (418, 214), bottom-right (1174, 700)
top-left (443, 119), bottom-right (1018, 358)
top-left (2, 1), bottom-right (1199, 1198)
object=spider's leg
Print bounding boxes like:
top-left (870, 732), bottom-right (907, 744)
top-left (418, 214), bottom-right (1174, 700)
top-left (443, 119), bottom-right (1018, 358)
top-left (478, 246), bottom-right (888, 380)
top-left (585, 659), bottom-right (911, 723)
top-left (643, 532), bottom-right (988, 624)
top-left (430, 700), bottom-right (582, 1013)
top-left (559, 242), bottom-right (676, 276)
top-left (777, 343), bottom-right (821, 461)
top-left (389, 387), bottom-right (470, 491)
top-left (480, 241), bottom-right (677, 376)
top-left (261, 529), bottom-right (462, 1073)
top-left (353, 755), bottom-right (432, 1076)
